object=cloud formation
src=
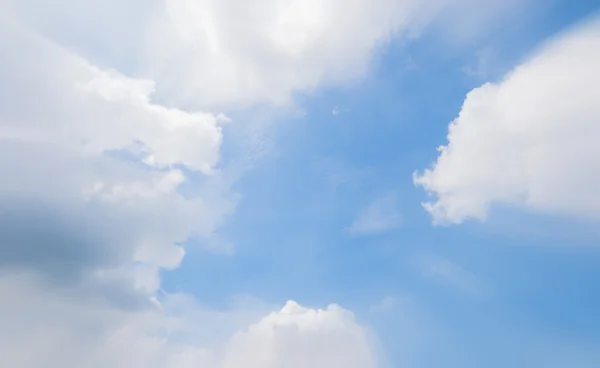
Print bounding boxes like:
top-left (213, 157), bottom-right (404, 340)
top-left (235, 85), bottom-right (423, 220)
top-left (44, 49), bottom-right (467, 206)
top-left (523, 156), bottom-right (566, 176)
top-left (346, 194), bottom-right (403, 236)
top-left (414, 254), bottom-right (488, 297)
top-left (415, 16), bottom-right (600, 224)
top-left (5, 0), bottom-right (526, 109)
top-left (1, 275), bottom-right (377, 368)
top-left (0, 18), bottom-right (236, 282)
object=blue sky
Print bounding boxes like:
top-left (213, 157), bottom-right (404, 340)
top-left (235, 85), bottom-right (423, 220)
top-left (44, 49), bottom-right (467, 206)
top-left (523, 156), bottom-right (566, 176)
top-left (2, 0), bottom-right (600, 367)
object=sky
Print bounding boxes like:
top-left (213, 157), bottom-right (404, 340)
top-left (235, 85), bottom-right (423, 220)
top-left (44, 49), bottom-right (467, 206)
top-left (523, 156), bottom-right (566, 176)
top-left (1, 0), bottom-right (600, 367)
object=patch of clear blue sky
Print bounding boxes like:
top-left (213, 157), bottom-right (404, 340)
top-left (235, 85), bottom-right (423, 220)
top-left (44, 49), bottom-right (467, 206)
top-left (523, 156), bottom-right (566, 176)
top-left (164, 0), bottom-right (600, 366)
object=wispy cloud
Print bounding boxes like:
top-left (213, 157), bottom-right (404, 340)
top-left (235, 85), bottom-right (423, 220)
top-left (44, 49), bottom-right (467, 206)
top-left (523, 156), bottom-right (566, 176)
top-left (461, 46), bottom-right (498, 79)
top-left (414, 254), bottom-right (489, 297)
top-left (346, 194), bottom-right (402, 236)
top-left (369, 295), bottom-right (401, 313)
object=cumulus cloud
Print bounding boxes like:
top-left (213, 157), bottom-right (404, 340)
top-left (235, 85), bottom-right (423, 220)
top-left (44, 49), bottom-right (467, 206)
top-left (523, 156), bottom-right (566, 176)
top-left (5, 0), bottom-right (526, 109)
top-left (346, 194), bottom-right (403, 236)
top-left (222, 301), bottom-right (377, 368)
top-left (415, 16), bottom-right (600, 225)
top-left (1, 18), bottom-right (223, 169)
top-left (0, 274), bottom-right (377, 368)
top-left (0, 17), bottom-right (237, 280)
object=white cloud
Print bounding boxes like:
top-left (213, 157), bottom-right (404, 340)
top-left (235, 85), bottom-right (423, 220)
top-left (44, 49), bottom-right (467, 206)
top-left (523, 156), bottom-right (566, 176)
top-left (0, 19), bottom-right (223, 173)
top-left (346, 194), bottom-right (403, 236)
top-left (0, 13), bottom-right (239, 274)
top-left (0, 273), bottom-right (378, 368)
top-left (4, 0), bottom-right (411, 107)
top-left (222, 301), bottom-right (378, 368)
top-left (414, 16), bottom-right (600, 225)
top-left (5, 0), bottom-right (527, 109)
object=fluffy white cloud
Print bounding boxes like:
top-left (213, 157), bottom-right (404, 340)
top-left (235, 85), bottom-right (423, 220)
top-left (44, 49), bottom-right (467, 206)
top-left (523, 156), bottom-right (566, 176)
top-left (414, 16), bottom-right (600, 224)
top-left (222, 301), bottom-right (377, 368)
top-left (0, 19), bottom-right (223, 174)
top-left (0, 273), bottom-right (377, 368)
top-left (0, 17), bottom-right (237, 278)
top-left (144, 0), bottom-right (428, 107)
top-left (5, 0), bottom-right (526, 109)
top-left (7, 0), bottom-right (409, 107)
